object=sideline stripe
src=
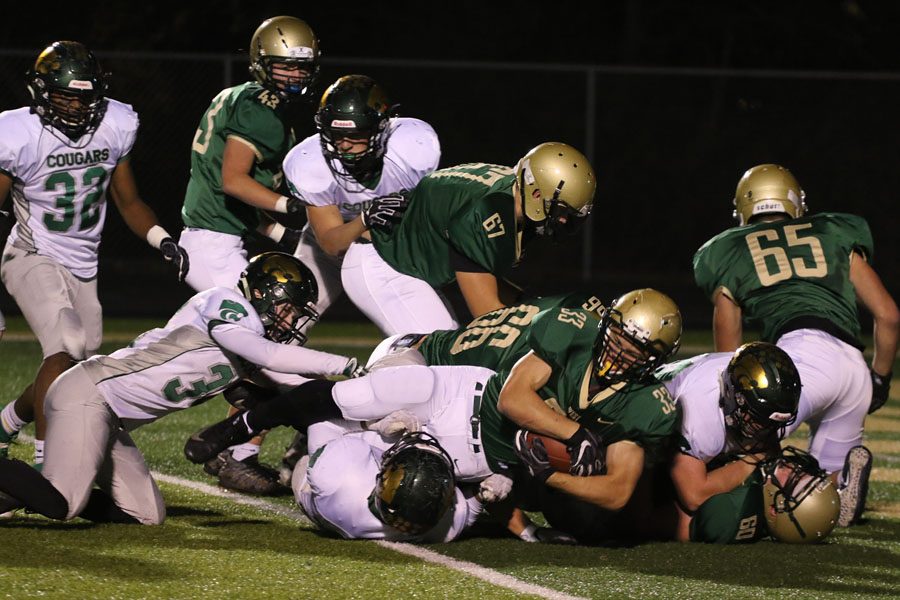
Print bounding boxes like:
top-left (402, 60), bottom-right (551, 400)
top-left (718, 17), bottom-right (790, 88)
top-left (154, 471), bottom-right (587, 600)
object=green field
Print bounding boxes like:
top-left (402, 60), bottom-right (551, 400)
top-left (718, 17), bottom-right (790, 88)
top-left (0, 319), bottom-right (898, 599)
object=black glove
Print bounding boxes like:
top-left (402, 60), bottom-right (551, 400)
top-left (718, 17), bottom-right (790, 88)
top-left (285, 196), bottom-right (306, 215)
top-left (223, 380), bottom-right (277, 411)
top-left (565, 427), bottom-right (605, 477)
top-left (159, 237), bottom-right (190, 282)
top-left (361, 192), bottom-right (410, 232)
top-left (513, 429), bottom-right (554, 484)
top-left (870, 368), bottom-right (892, 414)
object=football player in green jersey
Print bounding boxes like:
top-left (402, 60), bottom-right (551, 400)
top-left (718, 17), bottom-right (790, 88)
top-left (488, 289), bottom-right (682, 541)
top-left (342, 142), bottom-right (596, 333)
top-left (177, 16), bottom-right (321, 493)
top-left (693, 163), bottom-right (899, 526)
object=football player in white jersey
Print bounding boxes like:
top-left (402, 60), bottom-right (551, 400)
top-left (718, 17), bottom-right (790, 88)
top-left (294, 431), bottom-right (479, 541)
top-left (0, 253), bottom-right (358, 523)
top-left (0, 41), bottom-right (189, 466)
top-left (284, 74), bottom-right (446, 335)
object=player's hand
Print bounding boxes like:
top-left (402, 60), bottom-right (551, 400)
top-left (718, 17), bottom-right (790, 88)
top-left (342, 357), bottom-right (368, 379)
top-left (514, 429), bottom-right (554, 484)
top-left (159, 237), bottom-right (190, 282)
top-left (870, 368), bottom-right (892, 414)
top-left (366, 410), bottom-right (420, 437)
top-left (285, 196), bottom-right (306, 215)
top-left (361, 192), bottom-right (409, 232)
top-left (565, 427), bottom-right (605, 477)
top-left (478, 472), bottom-right (513, 503)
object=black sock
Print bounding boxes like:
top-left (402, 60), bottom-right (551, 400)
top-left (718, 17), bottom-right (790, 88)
top-left (247, 380), bottom-right (341, 431)
top-left (80, 488), bottom-right (140, 524)
top-left (0, 458), bottom-right (68, 520)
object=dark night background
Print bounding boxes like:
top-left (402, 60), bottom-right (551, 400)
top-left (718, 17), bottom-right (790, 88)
top-left (2, 1), bottom-right (900, 332)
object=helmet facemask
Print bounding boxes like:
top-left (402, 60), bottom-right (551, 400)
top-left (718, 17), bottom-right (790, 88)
top-left (238, 252), bottom-right (319, 346)
top-left (316, 111), bottom-right (391, 187)
top-left (248, 16), bottom-right (320, 103)
top-left (761, 447), bottom-right (839, 543)
top-left (593, 310), bottom-right (672, 384)
top-left (374, 432), bottom-right (455, 536)
top-left (27, 41), bottom-right (109, 140)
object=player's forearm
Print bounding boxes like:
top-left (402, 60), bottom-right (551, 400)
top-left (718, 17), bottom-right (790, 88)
top-left (118, 199), bottom-right (162, 239)
top-left (676, 459), bottom-right (758, 512)
top-left (221, 173), bottom-right (285, 211)
top-left (545, 472), bottom-right (632, 511)
top-left (872, 311), bottom-right (900, 375)
top-left (211, 325), bottom-right (350, 376)
top-left (316, 216), bottom-right (368, 256)
top-left (498, 387), bottom-right (579, 440)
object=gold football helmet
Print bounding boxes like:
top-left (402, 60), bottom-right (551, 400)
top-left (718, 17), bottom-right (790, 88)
top-left (762, 447), bottom-right (839, 544)
top-left (594, 288), bottom-right (682, 383)
top-left (733, 164), bottom-right (807, 225)
top-left (515, 142), bottom-right (596, 237)
top-left (249, 16), bottom-right (320, 101)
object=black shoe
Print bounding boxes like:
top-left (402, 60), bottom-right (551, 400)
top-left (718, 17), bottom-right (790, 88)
top-left (0, 489), bottom-right (24, 516)
top-left (218, 454), bottom-right (286, 496)
top-left (203, 449), bottom-right (231, 477)
top-left (184, 413), bottom-right (253, 464)
top-left (279, 430), bottom-right (308, 487)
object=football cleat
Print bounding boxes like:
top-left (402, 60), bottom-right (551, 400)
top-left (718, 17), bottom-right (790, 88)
top-left (838, 445), bottom-right (873, 527)
top-left (203, 449), bottom-right (231, 477)
top-left (218, 454), bottom-right (286, 496)
top-left (279, 430), bottom-right (308, 488)
top-left (0, 489), bottom-right (23, 517)
top-left (0, 428), bottom-right (17, 460)
top-left (184, 413), bottom-right (253, 464)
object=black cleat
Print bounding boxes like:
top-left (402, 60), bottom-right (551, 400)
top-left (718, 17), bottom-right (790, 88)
top-left (203, 450), bottom-right (231, 477)
top-left (218, 454), bottom-right (286, 496)
top-left (184, 413), bottom-right (253, 464)
top-left (838, 445), bottom-right (873, 527)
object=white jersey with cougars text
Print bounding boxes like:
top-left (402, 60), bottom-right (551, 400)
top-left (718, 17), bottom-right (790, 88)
top-left (0, 100), bottom-right (138, 279)
top-left (80, 287), bottom-right (350, 429)
top-left (284, 117), bottom-right (440, 221)
top-left (296, 436), bottom-right (480, 541)
top-left (662, 352), bottom-right (735, 464)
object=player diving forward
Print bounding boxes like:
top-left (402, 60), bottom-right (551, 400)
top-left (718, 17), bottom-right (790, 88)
top-left (0, 253), bottom-right (357, 524)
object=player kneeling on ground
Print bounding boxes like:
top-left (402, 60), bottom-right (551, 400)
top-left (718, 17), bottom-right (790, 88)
top-left (0, 253), bottom-right (357, 523)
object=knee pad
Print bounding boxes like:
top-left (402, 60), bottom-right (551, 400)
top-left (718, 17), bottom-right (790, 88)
top-left (334, 365), bottom-right (435, 421)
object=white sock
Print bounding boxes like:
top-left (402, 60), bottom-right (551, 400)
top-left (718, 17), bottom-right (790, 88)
top-left (33, 439), bottom-right (44, 464)
top-left (1, 402), bottom-right (27, 435)
top-left (230, 443), bottom-right (260, 462)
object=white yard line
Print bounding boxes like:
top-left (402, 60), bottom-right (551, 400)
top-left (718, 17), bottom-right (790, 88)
top-left (17, 434), bottom-right (585, 600)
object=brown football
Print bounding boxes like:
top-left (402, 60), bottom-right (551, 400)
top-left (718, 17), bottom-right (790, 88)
top-left (523, 431), bottom-right (570, 472)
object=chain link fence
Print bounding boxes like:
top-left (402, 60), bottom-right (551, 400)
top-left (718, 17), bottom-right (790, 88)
top-left (1, 49), bottom-right (898, 327)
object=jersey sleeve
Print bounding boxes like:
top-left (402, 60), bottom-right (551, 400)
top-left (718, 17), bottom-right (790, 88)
top-left (626, 384), bottom-right (679, 463)
top-left (693, 236), bottom-right (726, 301)
top-left (225, 92), bottom-right (285, 163)
top-left (526, 308), bottom-right (595, 371)
top-left (446, 194), bottom-right (517, 274)
top-left (283, 135), bottom-right (335, 206)
top-left (0, 112), bottom-right (29, 179)
top-left (389, 118), bottom-right (441, 176)
top-left (825, 212), bottom-right (875, 262)
top-left (105, 100), bottom-right (139, 161)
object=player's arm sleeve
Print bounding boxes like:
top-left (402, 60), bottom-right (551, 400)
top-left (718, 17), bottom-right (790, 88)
top-left (0, 117), bottom-right (25, 179)
top-left (526, 308), bottom-right (585, 371)
top-left (398, 118), bottom-right (441, 176)
top-left (115, 103), bottom-right (140, 161)
top-left (225, 96), bottom-right (283, 163)
top-left (209, 322), bottom-right (349, 376)
top-left (692, 243), bottom-right (724, 302)
top-left (836, 213), bottom-right (875, 261)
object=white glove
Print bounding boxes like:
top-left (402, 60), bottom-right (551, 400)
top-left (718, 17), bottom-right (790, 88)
top-left (477, 472), bottom-right (513, 503)
top-left (518, 524), bottom-right (578, 545)
top-left (366, 410), bottom-right (421, 437)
